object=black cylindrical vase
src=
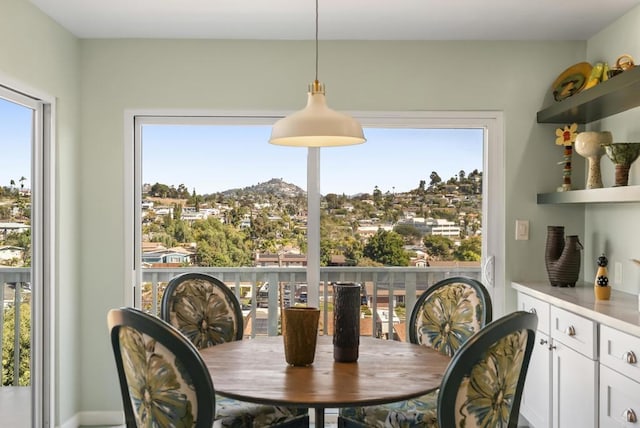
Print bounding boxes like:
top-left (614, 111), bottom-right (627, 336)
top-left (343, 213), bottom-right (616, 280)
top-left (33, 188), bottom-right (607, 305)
top-left (333, 283), bottom-right (360, 362)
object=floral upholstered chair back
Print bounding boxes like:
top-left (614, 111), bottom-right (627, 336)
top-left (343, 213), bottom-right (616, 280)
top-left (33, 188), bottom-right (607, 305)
top-left (409, 277), bottom-right (492, 357)
top-left (108, 307), bottom-right (216, 428)
top-left (161, 273), bottom-right (243, 349)
top-left (437, 311), bottom-right (538, 428)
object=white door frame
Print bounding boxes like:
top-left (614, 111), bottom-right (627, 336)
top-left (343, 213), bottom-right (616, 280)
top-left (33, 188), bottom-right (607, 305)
top-left (0, 80), bottom-right (56, 428)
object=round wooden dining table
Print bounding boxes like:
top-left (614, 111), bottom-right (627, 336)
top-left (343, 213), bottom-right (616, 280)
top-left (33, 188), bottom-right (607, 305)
top-left (199, 335), bottom-right (451, 427)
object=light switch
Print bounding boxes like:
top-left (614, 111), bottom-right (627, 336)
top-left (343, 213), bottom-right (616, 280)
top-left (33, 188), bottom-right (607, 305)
top-left (515, 220), bottom-right (529, 241)
top-left (615, 262), bottom-right (623, 284)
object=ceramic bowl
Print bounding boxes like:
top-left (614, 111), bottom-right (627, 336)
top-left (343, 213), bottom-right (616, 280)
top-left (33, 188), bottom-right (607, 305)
top-left (575, 131), bottom-right (611, 158)
top-left (602, 142), bottom-right (640, 166)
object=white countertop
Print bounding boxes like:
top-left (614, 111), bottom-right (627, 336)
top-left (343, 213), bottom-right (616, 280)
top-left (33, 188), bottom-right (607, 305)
top-left (512, 281), bottom-right (640, 337)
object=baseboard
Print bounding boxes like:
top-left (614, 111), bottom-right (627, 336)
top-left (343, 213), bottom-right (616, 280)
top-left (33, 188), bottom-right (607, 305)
top-left (59, 411), bottom-right (124, 428)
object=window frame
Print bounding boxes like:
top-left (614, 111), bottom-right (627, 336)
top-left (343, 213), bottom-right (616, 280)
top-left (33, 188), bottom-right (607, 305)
top-left (125, 110), bottom-right (505, 314)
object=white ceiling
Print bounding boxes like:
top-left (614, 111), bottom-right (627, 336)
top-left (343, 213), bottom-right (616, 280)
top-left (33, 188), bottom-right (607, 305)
top-left (29, 0), bottom-right (640, 41)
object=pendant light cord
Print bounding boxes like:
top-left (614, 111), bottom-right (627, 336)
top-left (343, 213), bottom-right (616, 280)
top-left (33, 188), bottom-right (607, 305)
top-left (315, 0), bottom-right (319, 82)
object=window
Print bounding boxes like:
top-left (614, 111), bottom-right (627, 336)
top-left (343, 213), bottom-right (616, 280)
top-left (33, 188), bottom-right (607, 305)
top-left (126, 111), bottom-right (505, 317)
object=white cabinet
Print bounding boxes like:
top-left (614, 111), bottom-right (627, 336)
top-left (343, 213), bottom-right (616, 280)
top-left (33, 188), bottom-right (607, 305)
top-left (600, 365), bottom-right (640, 427)
top-left (552, 338), bottom-right (598, 428)
top-left (599, 325), bottom-right (640, 427)
top-left (518, 293), bottom-right (552, 427)
top-left (517, 293), bottom-right (598, 428)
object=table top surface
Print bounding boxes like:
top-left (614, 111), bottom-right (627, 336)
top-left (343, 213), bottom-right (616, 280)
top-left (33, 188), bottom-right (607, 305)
top-left (200, 335), bottom-right (451, 408)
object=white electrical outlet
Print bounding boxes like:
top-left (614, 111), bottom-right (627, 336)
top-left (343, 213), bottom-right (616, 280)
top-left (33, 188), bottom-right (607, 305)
top-left (615, 262), bottom-right (623, 284)
top-left (515, 220), bottom-right (529, 240)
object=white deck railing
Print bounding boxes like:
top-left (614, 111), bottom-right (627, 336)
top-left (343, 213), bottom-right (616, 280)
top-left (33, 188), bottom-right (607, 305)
top-left (1, 265), bottom-right (480, 387)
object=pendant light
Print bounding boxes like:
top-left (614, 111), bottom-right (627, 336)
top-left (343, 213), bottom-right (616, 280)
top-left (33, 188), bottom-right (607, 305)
top-left (269, 0), bottom-right (366, 147)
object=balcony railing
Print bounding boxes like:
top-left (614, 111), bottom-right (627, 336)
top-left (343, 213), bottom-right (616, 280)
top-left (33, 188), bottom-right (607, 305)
top-left (0, 268), bottom-right (30, 387)
top-left (0, 265), bottom-right (481, 388)
top-left (140, 265), bottom-right (481, 339)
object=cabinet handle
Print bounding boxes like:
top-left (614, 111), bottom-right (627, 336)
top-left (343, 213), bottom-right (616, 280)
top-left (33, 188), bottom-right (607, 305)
top-left (565, 326), bottom-right (576, 336)
top-left (549, 344), bottom-right (556, 351)
top-left (623, 408), bottom-right (637, 423)
top-left (529, 308), bottom-right (537, 315)
top-left (624, 351), bottom-right (638, 365)
top-left (539, 338), bottom-right (548, 345)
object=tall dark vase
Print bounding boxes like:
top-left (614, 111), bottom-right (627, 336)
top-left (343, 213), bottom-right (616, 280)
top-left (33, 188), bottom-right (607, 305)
top-left (332, 282), bottom-right (360, 363)
top-left (545, 226), bottom-right (582, 287)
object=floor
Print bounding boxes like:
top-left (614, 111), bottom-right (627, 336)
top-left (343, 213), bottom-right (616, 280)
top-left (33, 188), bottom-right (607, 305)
top-left (80, 410), bottom-right (339, 427)
top-left (1, 386), bottom-right (30, 428)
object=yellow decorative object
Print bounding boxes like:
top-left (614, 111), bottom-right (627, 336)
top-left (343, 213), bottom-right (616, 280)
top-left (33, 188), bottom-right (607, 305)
top-left (594, 254), bottom-right (610, 301)
top-left (584, 62), bottom-right (604, 90)
top-left (601, 62), bottom-right (610, 82)
top-left (555, 123), bottom-right (578, 146)
top-left (552, 62), bottom-right (592, 101)
top-left (595, 286), bottom-right (611, 300)
top-left (555, 123), bottom-right (578, 191)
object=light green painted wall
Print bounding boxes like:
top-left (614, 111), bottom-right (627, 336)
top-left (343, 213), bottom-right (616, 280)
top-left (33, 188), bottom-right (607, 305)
top-left (583, 5), bottom-right (640, 294)
top-left (78, 38), bottom-right (585, 413)
top-left (0, 0), bottom-right (80, 426)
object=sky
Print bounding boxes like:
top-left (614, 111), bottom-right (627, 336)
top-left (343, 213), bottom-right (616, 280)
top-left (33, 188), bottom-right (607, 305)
top-left (0, 98), bottom-right (32, 189)
top-left (0, 96), bottom-right (483, 196)
top-left (142, 125), bottom-right (483, 196)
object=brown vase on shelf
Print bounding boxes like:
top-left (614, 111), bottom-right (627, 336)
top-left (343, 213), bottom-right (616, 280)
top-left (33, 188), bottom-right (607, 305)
top-left (545, 226), bottom-right (583, 287)
top-left (602, 142), bottom-right (640, 186)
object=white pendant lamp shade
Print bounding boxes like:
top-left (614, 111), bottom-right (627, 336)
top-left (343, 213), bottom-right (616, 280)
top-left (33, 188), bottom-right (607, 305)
top-left (270, 81), bottom-right (366, 147)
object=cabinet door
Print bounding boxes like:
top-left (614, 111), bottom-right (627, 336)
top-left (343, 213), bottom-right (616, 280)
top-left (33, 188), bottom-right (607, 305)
top-left (600, 364), bottom-right (640, 427)
top-left (521, 331), bottom-right (552, 428)
top-left (552, 340), bottom-right (598, 428)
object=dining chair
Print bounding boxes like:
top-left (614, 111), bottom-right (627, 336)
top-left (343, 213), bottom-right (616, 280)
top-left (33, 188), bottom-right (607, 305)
top-left (338, 311), bottom-right (537, 428)
top-left (160, 272), bottom-right (244, 347)
top-left (160, 272), bottom-right (309, 427)
top-left (339, 276), bottom-right (492, 427)
top-left (108, 307), bottom-right (310, 427)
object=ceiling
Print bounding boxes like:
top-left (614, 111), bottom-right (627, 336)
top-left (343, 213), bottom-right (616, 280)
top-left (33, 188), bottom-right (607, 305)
top-left (29, 0), bottom-right (640, 41)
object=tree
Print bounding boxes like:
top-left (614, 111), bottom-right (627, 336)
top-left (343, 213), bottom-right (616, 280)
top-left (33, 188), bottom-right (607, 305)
top-left (150, 182), bottom-right (171, 198)
top-left (372, 186), bottom-right (382, 206)
top-left (363, 230), bottom-right (410, 266)
top-left (453, 236), bottom-right (481, 261)
top-left (423, 234), bottom-right (454, 260)
top-left (429, 171), bottom-right (441, 187)
top-left (393, 224), bottom-right (422, 244)
top-left (2, 303), bottom-right (31, 386)
top-left (418, 180), bottom-right (426, 194)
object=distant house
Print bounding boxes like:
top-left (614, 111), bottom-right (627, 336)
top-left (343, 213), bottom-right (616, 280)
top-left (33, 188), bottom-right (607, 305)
top-left (142, 248), bottom-right (192, 266)
top-left (329, 255), bottom-right (347, 266)
top-left (254, 252), bottom-right (307, 267)
top-left (0, 245), bottom-right (25, 266)
top-left (0, 222), bottom-right (30, 238)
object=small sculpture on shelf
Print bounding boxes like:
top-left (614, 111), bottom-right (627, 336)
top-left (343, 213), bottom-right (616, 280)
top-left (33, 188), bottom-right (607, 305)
top-left (574, 131), bottom-right (611, 189)
top-left (594, 253), bottom-right (611, 301)
top-left (555, 123), bottom-right (578, 192)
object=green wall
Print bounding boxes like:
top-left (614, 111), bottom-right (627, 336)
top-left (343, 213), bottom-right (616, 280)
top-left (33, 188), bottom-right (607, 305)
top-left (77, 37), bottom-right (585, 414)
top-left (0, 0), bottom-right (80, 426)
top-left (584, 6), bottom-right (640, 293)
top-left (3, 0), bottom-right (640, 424)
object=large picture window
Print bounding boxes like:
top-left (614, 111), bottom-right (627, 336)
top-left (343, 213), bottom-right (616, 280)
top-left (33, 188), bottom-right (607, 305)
top-left (126, 112), bottom-right (504, 336)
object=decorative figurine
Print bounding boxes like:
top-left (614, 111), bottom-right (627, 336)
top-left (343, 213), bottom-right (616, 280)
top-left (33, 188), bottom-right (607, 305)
top-left (594, 253), bottom-right (611, 301)
top-left (555, 123), bottom-right (578, 192)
